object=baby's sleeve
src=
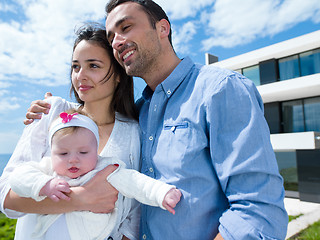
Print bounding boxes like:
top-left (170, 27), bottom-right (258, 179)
top-left (9, 157), bottom-right (54, 201)
top-left (107, 166), bottom-right (175, 210)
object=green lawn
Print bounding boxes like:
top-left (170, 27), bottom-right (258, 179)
top-left (0, 212), bottom-right (319, 239)
top-left (0, 212), bottom-right (16, 240)
top-left (288, 220), bottom-right (320, 240)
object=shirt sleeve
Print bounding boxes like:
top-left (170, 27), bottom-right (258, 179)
top-left (206, 73), bottom-right (288, 239)
top-left (0, 96), bottom-right (77, 218)
top-left (9, 157), bottom-right (54, 201)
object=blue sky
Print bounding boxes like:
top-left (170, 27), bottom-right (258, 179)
top-left (1, 0), bottom-right (320, 154)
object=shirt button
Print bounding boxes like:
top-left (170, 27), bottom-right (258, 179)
top-left (142, 234), bottom-right (147, 239)
top-left (167, 90), bottom-right (171, 95)
top-left (149, 167), bottom-right (154, 173)
top-left (149, 136), bottom-right (153, 141)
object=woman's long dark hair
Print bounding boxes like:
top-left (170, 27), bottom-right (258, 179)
top-left (70, 23), bottom-right (138, 120)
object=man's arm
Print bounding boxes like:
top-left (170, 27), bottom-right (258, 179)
top-left (24, 92), bottom-right (52, 125)
top-left (4, 165), bottom-right (118, 214)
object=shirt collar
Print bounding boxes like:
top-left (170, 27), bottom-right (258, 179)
top-left (141, 57), bottom-right (194, 101)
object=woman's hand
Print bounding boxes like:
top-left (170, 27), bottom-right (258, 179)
top-left (24, 92), bottom-right (52, 125)
top-left (72, 165), bottom-right (119, 213)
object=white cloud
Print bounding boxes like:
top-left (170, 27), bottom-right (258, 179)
top-left (155, 0), bottom-right (214, 20)
top-left (0, 97), bottom-right (21, 112)
top-left (200, 0), bottom-right (320, 50)
top-left (0, 0), bottom-right (107, 87)
top-left (0, 0), bottom-right (319, 87)
top-left (0, 2), bottom-right (16, 13)
top-left (172, 21), bottom-right (198, 54)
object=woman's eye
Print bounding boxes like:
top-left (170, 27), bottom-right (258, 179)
top-left (72, 64), bottom-right (80, 71)
top-left (90, 64), bottom-right (99, 69)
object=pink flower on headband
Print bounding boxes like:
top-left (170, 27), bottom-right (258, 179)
top-left (60, 112), bottom-right (78, 123)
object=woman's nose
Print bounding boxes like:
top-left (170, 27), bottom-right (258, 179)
top-left (77, 67), bottom-right (87, 80)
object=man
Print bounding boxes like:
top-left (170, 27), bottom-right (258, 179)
top-left (24, 0), bottom-right (288, 239)
top-left (105, 1), bottom-right (288, 239)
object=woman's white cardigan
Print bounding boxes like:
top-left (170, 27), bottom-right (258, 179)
top-left (0, 96), bottom-right (142, 240)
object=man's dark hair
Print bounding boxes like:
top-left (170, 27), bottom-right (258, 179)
top-left (105, 0), bottom-right (173, 46)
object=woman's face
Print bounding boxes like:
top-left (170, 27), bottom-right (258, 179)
top-left (71, 40), bottom-right (119, 105)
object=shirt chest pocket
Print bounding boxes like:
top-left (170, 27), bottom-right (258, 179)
top-left (157, 121), bottom-right (190, 161)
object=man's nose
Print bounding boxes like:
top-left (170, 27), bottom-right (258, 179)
top-left (112, 33), bottom-right (125, 50)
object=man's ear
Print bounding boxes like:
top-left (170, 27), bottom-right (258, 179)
top-left (157, 19), bottom-right (170, 39)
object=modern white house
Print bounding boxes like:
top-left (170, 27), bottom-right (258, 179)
top-left (207, 30), bottom-right (320, 203)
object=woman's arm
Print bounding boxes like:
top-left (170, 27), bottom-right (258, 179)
top-left (4, 165), bottom-right (118, 214)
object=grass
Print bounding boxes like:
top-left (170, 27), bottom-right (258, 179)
top-left (0, 212), bottom-right (16, 240)
top-left (289, 214), bottom-right (303, 222)
top-left (0, 212), bottom-right (319, 239)
top-left (288, 220), bottom-right (320, 240)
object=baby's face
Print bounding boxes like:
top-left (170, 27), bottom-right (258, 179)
top-left (51, 128), bottom-right (98, 179)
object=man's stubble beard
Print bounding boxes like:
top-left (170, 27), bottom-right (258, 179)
top-left (124, 32), bottom-right (162, 79)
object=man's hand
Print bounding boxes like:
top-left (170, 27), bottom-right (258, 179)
top-left (73, 165), bottom-right (119, 213)
top-left (24, 92), bottom-right (52, 125)
top-left (39, 178), bottom-right (71, 202)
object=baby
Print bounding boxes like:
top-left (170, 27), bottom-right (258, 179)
top-left (9, 110), bottom-right (181, 240)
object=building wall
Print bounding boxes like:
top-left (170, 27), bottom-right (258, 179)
top-left (209, 30), bottom-right (320, 202)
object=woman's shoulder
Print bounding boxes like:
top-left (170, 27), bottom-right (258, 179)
top-left (115, 112), bottom-right (140, 138)
top-left (45, 96), bottom-right (79, 109)
top-left (44, 97), bottom-right (80, 119)
top-left (115, 112), bottom-right (139, 127)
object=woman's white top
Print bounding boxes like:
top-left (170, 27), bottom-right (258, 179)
top-left (0, 96), bottom-right (141, 240)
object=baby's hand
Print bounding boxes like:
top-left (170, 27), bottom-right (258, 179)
top-left (39, 178), bottom-right (71, 202)
top-left (162, 188), bottom-right (182, 215)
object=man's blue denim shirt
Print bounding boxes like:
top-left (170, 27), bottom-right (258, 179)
top-left (138, 57), bottom-right (288, 240)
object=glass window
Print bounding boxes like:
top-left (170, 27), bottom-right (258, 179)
top-left (242, 65), bottom-right (260, 86)
top-left (282, 100), bottom-right (304, 133)
top-left (304, 97), bottom-right (320, 132)
top-left (300, 49), bottom-right (320, 76)
top-left (275, 151), bottom-right (298, 192)
top-left (278, 55), bottom-right (300, 81)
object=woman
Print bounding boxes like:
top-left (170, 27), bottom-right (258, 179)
top-left (0, 24), bottom-right (140, 240)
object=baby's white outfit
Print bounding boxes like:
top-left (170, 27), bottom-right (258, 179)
top-left (10, 156), bottom-right (174, 240)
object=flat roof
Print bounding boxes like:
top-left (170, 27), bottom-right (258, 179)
top-left (210, 30), bottom-right (320, 70)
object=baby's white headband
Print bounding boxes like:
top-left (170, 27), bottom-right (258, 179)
top-left (49, 112), bottom-right (99, 148)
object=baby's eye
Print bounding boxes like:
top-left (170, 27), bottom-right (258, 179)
top-left (80, 152), bottom-right (88, 154)
top-left (59, 152), bottom-right (68, 156)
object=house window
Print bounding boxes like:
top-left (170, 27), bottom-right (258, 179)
top-left (304, 97), bottom-right (320, 132)
top-left (278, 55), bottom-right (300, 81)
top-left (282, 100), bottom-right (304, 133)
top-left (300, 49), bottom-right (320, 76)
top-left (242, 65), bottom-right (260, 86)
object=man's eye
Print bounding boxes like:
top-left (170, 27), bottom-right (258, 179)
top-left (123, 25), bottom-right (130, 31)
